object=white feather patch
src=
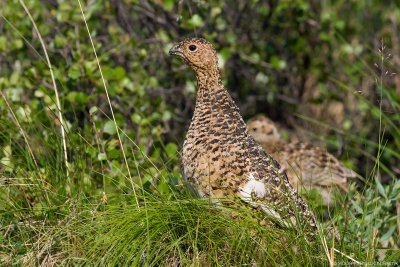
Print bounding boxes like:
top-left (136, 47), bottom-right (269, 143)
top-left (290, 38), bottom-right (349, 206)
top-left (239, 173), bottom-right (266, 199)
top-left (239, 173), bottom-right (287, 225)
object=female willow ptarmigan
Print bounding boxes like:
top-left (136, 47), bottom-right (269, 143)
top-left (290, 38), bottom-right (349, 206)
top-left (169, 38), bottom-right (317, 235)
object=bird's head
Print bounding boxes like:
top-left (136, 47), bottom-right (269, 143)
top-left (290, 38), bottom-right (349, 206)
top-left (247, 115), bottom-right (281, 144)
top-left (169, 38), bottom-right (219, 76)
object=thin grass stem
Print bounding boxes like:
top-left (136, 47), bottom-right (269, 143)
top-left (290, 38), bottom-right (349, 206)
top-left (77, 0), bottom-right (139, 207)
top-left (19, 0), bottom-right (70, 189)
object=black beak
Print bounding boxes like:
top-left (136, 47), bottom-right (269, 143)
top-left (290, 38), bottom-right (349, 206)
top-left (169, 45), bottom-right (182, 57)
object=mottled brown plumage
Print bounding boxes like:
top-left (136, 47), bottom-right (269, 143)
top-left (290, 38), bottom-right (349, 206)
top-left (247, 115), bottom-right (357, 206)
top-left (169, 38), bottom-right (317, 235)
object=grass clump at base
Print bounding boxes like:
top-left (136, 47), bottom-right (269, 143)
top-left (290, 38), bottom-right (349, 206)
top-left (72, 195), bottom-right (321, 266)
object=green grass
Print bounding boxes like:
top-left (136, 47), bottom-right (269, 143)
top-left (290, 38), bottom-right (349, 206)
top-left (0, 96), bottom-right (399, 265)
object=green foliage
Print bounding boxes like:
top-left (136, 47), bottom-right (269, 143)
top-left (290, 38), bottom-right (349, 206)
top-left (334, 180), bottom-right (400, 261)
top-left (0, 0), bottom-right (399, 265)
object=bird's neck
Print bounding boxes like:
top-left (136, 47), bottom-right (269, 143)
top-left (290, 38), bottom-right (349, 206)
top-left (195, 67), bottom-right (221, 90)
top-left (194, 69), bottom-right (226, 110)
top-left (191, 69), bottom-right (244, 129)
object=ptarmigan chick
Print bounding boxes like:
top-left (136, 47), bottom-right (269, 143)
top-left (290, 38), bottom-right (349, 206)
top-left (169, 38), bottom-right (317, 236)
top-left (247, 115), bottom-right (357, 206)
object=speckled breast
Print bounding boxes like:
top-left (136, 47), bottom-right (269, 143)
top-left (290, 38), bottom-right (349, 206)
top-left (181, 90), bottom-right (255, 198)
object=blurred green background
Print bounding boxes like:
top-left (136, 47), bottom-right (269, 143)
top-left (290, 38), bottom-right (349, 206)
top-left (2, 0), bottom-right (399, 183)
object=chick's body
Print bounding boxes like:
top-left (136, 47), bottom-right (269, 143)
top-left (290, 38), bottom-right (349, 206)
top-left (170, 38), bottom-right (317, 234)
top-left (247, 115), bottom-right (357, 206)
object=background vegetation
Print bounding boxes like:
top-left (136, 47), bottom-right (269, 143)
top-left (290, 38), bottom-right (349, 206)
top-left (0, 0), bottom-right (399, 265)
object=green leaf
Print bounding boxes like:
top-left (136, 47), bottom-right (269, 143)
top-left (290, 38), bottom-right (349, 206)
top-left (163, 0), bottom-right (174, 11)
top-left (185, 81), bottom-right (196, 94)
top-left (12, 39), bottom-right (23, 49)
top-left (98, 153), bottom-right (107, 161)
top-left (0, 36), bottom-right (7, 51)
top-left (84, 60), bottom-right (97, 78)
top-left (107, 149), bottom-right (120, 159)
top-left (162, 111), bottom-right (172, 121)
top-left (89, 106), bottom-right (98, 115)
top-left (83, 174), bottom-right (92, 186)
top-left (3, 145), bottom-right (12, 157)
top-left (343, 119), bottom-right (352, 130)
top-left (113, 66), bottom-right (126, 80)
top-left (55, 34), bottom-right (67, 47)
top-left (188, 14), bottom-right (204, 28)
top-left (165, 143), bottom-right (178, 158)
top-left (148, 76), bottom-right (159, 87)
top-left (103, 121), bottom-right (117, 135)
top-left (102, 66), bottom-right (114, 80)
top-left (68, 64), bottom-right (81, 79)
top-left (350, 199), bottom-right (363, 214)
top-left (249, 53), bottom-right (260, 64)
top-left (131, 114), bottom-right (141, 124)
top-left (255, 72), bottom-right (269, 84)
top-left (375, 177), bottom-right (387, 199)
top-left (67, 91), bottom-right (88, 104)
top-left (270, 56), bottom-right (286, 70)
top-left (380, 226), bottom-right (396, 241)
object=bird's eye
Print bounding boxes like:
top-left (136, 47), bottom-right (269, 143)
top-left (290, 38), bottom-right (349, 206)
top-left (188, 44), bottom-right (197, 51)
top-left (252, 128), bottom-right (257, 132)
